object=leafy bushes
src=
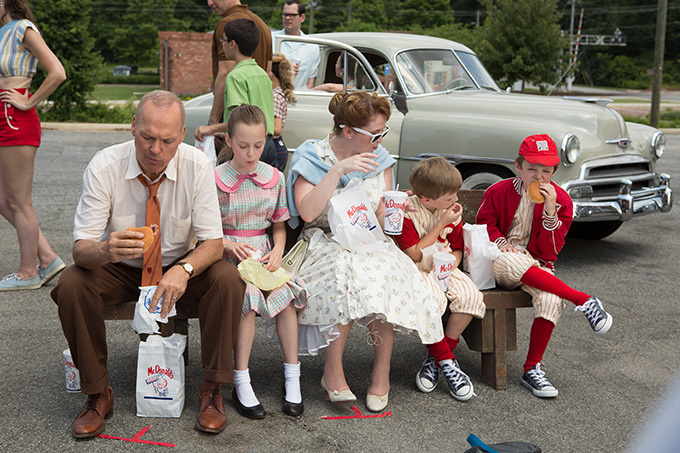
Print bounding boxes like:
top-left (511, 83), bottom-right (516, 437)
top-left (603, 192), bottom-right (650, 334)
top-left (39, 102), bottom-right (136, 124)
top-left (98, 72), bottom-right (160, 85)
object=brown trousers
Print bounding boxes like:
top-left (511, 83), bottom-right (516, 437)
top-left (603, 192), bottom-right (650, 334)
top-left (51, 260), bottom-right (245, 395)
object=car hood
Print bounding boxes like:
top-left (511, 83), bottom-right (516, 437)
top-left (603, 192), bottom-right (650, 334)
top-left (405, 91), bottom-right (627, 143)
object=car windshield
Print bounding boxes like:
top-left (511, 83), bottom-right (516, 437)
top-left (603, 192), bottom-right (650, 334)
top-left (395, 49), bottom-right (498, 95)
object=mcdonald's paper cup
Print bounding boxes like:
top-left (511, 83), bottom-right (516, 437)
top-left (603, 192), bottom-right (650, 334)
top-left (63, 348), bottom-right (81, 393)
top-left (433, 252), bottom-right (456, 292)
top-left (384, 191), bottom-right (408, 235)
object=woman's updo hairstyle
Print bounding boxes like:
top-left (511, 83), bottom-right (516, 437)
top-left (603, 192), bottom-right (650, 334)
top-left (328, 91), bottom-right (391, 136)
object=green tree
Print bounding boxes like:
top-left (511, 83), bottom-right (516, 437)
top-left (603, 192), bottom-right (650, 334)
top-left (31, 0), bottom-right (102, 119)
top-left (108, 0), bottom-right (192, 67)
top-left (395, 0), bottom-right (455, 28)
top-left (478, 0), bottom-right (565, 91)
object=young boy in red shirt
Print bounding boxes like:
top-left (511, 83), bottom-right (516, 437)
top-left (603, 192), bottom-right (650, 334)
top-left (394, 157), bottom-right (485, 401)
top-left (476, 134), bottom-right (613, 398)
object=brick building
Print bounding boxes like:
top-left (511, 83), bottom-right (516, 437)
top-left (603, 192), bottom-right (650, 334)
top-left (158, 31), bottom-right (213, 97)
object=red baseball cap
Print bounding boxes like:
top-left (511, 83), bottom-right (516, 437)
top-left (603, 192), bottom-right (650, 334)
top-left (518, 134), bottom-right (560, 166)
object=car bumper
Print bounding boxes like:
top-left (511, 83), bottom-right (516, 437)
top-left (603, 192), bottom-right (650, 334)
top-left (569, 174), bottom-right (672, 222)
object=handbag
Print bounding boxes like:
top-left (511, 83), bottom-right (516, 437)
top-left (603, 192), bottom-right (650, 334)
top-left (281, 238), bottom-right (308, 275)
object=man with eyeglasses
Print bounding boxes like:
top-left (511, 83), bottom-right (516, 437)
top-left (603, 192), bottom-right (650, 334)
top-left (207, 0), bottom-right (272, 128)
top-left (271, 0), bottom-right (320, 90)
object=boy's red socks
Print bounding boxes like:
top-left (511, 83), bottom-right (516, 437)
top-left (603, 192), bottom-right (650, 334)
top-left (445, 335), bottom-right (460, 352)
top-left (426, 338), bottom-right (455, 363)
top-left (521, 266), bottom-right (590, 305)
top-left (524, 317), bottom-right (555, 373)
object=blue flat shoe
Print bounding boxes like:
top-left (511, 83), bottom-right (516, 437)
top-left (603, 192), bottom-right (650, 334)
top-left (0, 273), bottom-right (41, 291)
top-left (38, 257), bottom-right (66, 286)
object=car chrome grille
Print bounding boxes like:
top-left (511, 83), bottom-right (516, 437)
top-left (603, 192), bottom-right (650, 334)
top-left (584, 162), bottom-right (651, 179)
top-left (572, 158), bottom-right (656, 200)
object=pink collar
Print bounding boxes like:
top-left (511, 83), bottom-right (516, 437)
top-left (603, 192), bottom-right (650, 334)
top-left (215, 161), bottom-right (279, 193)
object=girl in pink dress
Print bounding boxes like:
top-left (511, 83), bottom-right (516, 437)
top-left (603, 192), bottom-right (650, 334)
top-left (215, 104), bottom-right (307, 419)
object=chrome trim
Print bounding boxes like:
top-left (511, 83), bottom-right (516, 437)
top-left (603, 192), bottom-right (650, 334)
top-left (574, 154), bottom-right (651, 180)
top-left (560, 133), bottom-right (579, 167)
top-left (562, 96), bottom-right (614, 107)
top-left (605, 137), bottom-right (631, 148)
top-left (651, 130), bottom-right (665, 160)
top-left (568, 174), bottom-right (672, 222)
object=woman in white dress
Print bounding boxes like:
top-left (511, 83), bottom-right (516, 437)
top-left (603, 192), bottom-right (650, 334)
top-left (286, 91), bottom-right (446, 412)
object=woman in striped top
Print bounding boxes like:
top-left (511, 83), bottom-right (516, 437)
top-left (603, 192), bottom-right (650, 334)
top-left (0, 0), bottom-right (66, 291)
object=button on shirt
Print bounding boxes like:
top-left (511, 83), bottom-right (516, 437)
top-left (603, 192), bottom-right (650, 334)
top-left (272, 30), bottom-right (320, 90)
top-left (74, 141), bottom-right (223, 268)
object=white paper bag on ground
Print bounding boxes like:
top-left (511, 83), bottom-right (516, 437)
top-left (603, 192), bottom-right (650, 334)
top-left (328, 177), bottom-right (388, 252)
top-left (136, 333), bottom-right (186, 418)
top-left (131, 286), bottom-right (177, 334)
top-left (194, 135), bottom-right (216, 167)
top-left (463, 223), bottom-right (501, 290)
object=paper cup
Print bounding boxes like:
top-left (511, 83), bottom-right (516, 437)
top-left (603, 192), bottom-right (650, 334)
top-left (384, 190), bottom-right (408, 235)
top-left (63, 348), bottom-right (81, 393)
top-left (433, 252), bottom-right (457, 293)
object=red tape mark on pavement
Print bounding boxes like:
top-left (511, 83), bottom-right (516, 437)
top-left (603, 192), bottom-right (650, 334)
top-left (98, 425), bottom-right (175, 447)
top-left (322, 405), bottom-right (392, 420)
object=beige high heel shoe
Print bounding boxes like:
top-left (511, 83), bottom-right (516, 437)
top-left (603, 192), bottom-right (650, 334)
top-left (320, 375), bottom-right (357, 403)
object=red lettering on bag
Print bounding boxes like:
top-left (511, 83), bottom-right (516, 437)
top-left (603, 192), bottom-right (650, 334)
top-left (346, 204), bottom-right (368, 218)
top-left (64, 359), bottom-right (76, 368)
top-left (147, 365), bottom-right (174, 380)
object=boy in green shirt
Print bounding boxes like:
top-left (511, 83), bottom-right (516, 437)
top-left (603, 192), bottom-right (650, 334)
top-left (194, 18), bottom-right (277, 166)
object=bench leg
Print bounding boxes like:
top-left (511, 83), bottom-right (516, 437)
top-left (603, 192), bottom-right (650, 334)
top-left (480, 308), bottom-right (509, 390)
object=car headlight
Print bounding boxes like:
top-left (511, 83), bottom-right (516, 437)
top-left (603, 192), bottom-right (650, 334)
top-left (560, 133), bottom-right (580, 167)
top-left (651, 131), bottom-right (665, 160)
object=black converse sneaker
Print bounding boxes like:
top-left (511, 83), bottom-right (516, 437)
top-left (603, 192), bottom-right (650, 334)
top-left (575, 297), bottom-right (613, 335)
top-left (522, 363), bottom-right (558, 398)
top-left (440, 360), bottom-right (474, 401)
top-left (415, 354), bottom-right (439, 393)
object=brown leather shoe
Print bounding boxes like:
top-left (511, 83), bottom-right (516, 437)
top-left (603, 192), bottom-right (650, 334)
top-left (72, 386), bottom-right (114, 438)
top-left (195, 385), bottom-right (227, 433)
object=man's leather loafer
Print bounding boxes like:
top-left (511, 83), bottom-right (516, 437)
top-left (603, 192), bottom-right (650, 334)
top-left (195, 386), bottom-right (227, 433)
top-left (282, 385), bottom-right (304, 416)
top-left (232, 388), bottom-right (265, 419)
top-left (72, 386), bottom-right (114, 438)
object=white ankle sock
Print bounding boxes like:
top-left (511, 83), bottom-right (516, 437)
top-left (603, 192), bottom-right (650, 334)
top-left (283, 362), bottom-right (302, 404)
top-left (233, 369), bottom-right (260, 407)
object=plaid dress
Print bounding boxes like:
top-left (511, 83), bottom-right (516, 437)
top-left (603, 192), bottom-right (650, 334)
top-left (215, 161), bottom-right (307, 320)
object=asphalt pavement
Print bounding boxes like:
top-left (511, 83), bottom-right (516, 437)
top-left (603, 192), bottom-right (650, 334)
top-left (0, 131), bottom-right (679, 452)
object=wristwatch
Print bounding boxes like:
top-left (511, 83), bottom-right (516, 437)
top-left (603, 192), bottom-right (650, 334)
top-left (176, 261), bottom-right (194, 278)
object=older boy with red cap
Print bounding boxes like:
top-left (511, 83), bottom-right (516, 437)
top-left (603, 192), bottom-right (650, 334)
top-left (476, 134), bottom-right (613, 398)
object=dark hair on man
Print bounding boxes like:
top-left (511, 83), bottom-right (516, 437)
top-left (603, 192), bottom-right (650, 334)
top-left (285, 0), bottom-right (305, 15)
top-left (223, 18), bottom-right (260, 57)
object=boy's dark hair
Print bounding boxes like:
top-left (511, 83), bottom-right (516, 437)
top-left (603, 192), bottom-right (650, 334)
top-left (285, 0), bottom-right (305, 15)
top-left (514, 156), bottom-right (559, 172)
top-left (409, 157), bottom-right (463, 199)
top-left (223, 18), bottom-right (260, 57)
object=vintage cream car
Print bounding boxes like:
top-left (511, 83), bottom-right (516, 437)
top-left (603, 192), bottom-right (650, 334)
top-left (184, 32), bottom-right (671, 239)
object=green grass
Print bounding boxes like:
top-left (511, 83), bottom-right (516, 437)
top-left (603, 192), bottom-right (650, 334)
top-left (92, 85), bottom-right (158, 101)
top-left (622, 108), bottom-right (680, 128)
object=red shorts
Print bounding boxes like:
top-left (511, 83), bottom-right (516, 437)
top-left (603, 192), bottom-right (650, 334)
top-left (0, 88), bottom-right (41, 148)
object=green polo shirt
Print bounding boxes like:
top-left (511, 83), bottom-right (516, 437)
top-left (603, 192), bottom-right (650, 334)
top-left (225, 58), bottom-right (274, 136)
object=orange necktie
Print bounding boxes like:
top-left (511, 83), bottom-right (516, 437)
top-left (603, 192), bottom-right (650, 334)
top-left (137, 174), bottom-right (166, 286)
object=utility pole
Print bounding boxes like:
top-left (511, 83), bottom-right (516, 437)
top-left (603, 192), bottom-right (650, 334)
top-left (651, 0), bottom-right (667, 128)
top-left (566, 0), bottom-right (576, 91)
top-left (308, 1), bottom-right (318, 34)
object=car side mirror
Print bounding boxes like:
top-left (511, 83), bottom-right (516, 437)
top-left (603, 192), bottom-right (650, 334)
top-left (388, 81), bottom-right (397, 98)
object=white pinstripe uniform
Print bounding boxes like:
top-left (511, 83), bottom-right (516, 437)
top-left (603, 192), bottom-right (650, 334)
top-left (406, 196), bottom-right (486, 319)
top-left (492, 186), bottom-right (565, 324)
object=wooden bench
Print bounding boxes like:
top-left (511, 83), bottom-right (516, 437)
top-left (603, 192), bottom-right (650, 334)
top-left (456, 190), bottom-right (533, 390)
